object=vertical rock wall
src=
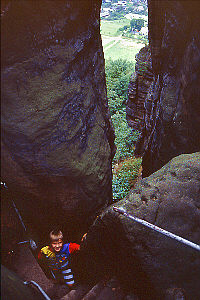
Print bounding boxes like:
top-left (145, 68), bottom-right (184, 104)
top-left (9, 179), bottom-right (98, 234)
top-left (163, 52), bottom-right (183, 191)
top-left (1, 0), bottom-right (115, 239)
top-left (135, 0), bottom-right (200, 177)
top-left (126, 45), bottom-right (153, 132)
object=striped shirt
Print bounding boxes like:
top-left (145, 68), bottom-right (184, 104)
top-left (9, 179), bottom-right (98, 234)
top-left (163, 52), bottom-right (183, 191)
top-left (38, 243), bottom-right (80, 285)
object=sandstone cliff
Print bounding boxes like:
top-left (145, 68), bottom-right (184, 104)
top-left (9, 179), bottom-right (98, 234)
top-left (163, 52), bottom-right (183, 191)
top-left (134, 0), bottom-right (200, 177)
top-left (1, 0), bottom-right (115, 239)
top-left (127, 45), bottom-right (153, 132)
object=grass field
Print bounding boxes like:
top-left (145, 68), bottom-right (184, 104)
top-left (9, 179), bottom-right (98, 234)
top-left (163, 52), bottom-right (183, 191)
top-left (101, 19), bottom-right (146, 61)
top-left (103, 39), bottom-right (144, 61)
top-left (100, 19), bottom-right (130, 36)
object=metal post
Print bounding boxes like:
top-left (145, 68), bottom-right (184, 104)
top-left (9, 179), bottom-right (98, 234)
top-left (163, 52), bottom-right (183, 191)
top-left (11, 199), bottom-right (27, 232)
top-left (1, 182), bottom-right (37, 251)
top-left (113, 206), bottom-right (200, 252)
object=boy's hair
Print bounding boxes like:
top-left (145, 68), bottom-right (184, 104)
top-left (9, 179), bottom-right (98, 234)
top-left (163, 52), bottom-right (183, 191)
top-left (49, 230), bottom-right (63, 242)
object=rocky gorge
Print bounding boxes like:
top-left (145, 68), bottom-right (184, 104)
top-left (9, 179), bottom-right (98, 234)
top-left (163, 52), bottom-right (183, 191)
top-left (1, 0), bottom-right (200, 299)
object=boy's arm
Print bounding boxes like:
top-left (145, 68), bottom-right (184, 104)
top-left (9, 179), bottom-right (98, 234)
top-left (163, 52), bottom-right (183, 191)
top-left (38, 249), bottom-right (48, 268)
top-left (68, 233), bottom-right (87, 253)
top-left (81, 233), bottom-right (87, 242)
top-left (69, 243), bottom-right (80, 253)
top-left (37, 250), bottom-right (46, 269)
top-left (38, 250), bottom-right (44, 260)
top-left (37, 248), bottom-right (53, 280)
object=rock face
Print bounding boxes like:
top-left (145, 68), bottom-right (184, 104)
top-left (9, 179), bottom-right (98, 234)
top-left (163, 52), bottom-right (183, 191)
top-left (83, 153), bottom-right (200, 299)
top-left (135, 0), bottom-right (200, 177)
top-left (2, 266), bottom-right (45, 300)
top-left (126, 45), bottom-right (153, 132)
top-left (1, 0), bottom-right (115, 239)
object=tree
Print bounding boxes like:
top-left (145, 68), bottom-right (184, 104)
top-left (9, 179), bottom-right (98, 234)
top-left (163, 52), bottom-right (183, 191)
top-left (130, 18), bottom-right (144, 31)
top-left (105, 58), bottom-right (134, 115)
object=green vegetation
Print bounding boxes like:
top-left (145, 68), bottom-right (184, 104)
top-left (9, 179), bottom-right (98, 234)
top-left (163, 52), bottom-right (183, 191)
top-left (101, 18), bottom-right (148, 61)
top-left (101, 6), bottom-right (146, 199)
top-left (117, 18), bottom-right (148, 43)
top-left (107, 9), bottom-right (125, 20)
top-left (137, 60), bottom-right (149, 74)
top-left (100, 19), bottom-right (130, 37)
top-left (106, 58), bottom-right (134, 116)
top-left (130, 18), bottom-right (144, 31)
top-left (105, 58), bottom-right (142, 200)
top-left (111, 109), bottom-right (140, 162)
top-left (112, 157), bottom-right (142, 200)
top-left (118, 18), bottom-right (145, 33)
top-left (104, 41), bottom-right (143, 61)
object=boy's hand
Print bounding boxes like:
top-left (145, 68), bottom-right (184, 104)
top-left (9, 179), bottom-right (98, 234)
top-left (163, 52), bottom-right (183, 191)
top-left (81, 233), bottom-right (87, 242)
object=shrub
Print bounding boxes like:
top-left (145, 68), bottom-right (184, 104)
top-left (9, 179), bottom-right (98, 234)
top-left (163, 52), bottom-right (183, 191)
top-left (112, 157), bottom-right (142, 200)
top-left (105, 58), bottom-right (134, 115)
top-left (130, 18), bottom-right (145, 31)
top-left (105, 58), bottom-right (134, 80)
top-left (111, 109), bottom-right (140, 163)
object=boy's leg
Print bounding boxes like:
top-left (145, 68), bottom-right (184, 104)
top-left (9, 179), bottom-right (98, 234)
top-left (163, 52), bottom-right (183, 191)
top-left (61, 268), bottom-right (75, 287)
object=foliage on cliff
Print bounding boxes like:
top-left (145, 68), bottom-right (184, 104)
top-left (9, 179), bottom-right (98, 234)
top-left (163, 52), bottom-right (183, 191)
top-left (106, 58), bottom-right (133, 115)
top-left (112, 156), bottom-right (142, 199)
top-left (105, 58), bottom-right (141, 200)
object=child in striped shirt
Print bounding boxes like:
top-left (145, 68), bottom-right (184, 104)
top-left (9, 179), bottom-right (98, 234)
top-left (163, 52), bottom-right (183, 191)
top-left (38, 230), bottom-right (86, 287)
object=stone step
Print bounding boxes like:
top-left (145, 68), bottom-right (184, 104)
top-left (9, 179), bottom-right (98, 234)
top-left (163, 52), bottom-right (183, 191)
top-left (59, 278), bottom-right (126, 300)
top-left (82, 281), bottom-right (105, 300)
top-left (95, 278), bottom-right (124, 300)
top-left (96, 286), bottom-right (124, 300)
top-left (60, 284), bottom-right (91, 300)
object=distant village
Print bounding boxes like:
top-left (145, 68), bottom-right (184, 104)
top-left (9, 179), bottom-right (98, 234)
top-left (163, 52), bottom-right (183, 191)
top-left (101, 0), bottom-right (148, 38)
top-left (101, 0), bottom-right (147, 17)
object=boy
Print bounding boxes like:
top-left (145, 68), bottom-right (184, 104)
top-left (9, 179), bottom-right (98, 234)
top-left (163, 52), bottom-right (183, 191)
top-left (38, 230), bottom-right (86, 287)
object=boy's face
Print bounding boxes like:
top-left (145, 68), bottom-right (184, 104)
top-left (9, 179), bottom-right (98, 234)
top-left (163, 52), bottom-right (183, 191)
top-left (51, 239), bottom-right (63, 252)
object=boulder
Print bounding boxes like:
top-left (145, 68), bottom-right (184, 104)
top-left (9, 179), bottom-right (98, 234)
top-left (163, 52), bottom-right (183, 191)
top-left (1, 0), bottom-right (115, 239)
top-left (135, 0), bottom-right (200, 177)
top-left (84, 153), bottom-right (200, 299)
top-left (1, 265), bottom-right (44, 300)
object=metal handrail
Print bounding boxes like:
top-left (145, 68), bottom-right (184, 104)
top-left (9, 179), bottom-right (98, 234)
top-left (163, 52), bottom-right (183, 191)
top-left (113, 206), bottom-right (200, 252)
top-left (24, 281), bottom-right (51, 300)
